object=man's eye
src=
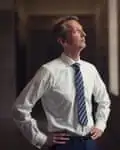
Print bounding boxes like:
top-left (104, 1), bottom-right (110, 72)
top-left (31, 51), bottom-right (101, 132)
top-left (73, 30), bottom-right (79, 33)
top-left (77, 29), bottom-right (82, 33)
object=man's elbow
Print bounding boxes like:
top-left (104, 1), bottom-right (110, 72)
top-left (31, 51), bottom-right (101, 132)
top-left (12, 104), bottom-right (25, 121)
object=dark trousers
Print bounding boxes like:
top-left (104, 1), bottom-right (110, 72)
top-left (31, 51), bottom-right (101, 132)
top-left (49, 136), bottom-right (99, 150)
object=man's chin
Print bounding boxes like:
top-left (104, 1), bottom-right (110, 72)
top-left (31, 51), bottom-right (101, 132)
top-left (79, 44), bottom-right (86, 51)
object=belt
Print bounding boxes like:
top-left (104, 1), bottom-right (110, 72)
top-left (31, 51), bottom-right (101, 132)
top-left (65, 131), bottom-right (92, 141)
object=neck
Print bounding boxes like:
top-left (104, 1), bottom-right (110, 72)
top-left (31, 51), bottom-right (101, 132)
top-left (64, 49), bottom-right (81, 61)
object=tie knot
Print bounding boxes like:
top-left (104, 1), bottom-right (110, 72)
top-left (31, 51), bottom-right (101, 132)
top-left (72, 63), bottom-right (80, 70)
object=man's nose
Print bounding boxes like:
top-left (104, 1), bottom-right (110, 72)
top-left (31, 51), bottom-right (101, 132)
top-left (82, 31), bottom-right (86, 37)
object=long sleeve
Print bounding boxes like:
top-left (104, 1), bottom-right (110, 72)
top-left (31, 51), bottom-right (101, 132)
top-left (93, 67), bottom-right (111, 132)
top-left (12, 66), bottom-right (53, 149)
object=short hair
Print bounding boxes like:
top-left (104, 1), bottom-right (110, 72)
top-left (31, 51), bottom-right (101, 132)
top-left (52, 16), bottom-right (80, 41)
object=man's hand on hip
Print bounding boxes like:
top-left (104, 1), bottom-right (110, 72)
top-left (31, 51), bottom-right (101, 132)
top-left (45, 132), bottom-right (70, 147)
top-left (90, 127), bottom-right (103, 140)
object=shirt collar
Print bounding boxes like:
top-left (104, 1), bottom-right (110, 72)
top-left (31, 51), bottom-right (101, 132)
top-left (60, 52), bottom-right (82, 66)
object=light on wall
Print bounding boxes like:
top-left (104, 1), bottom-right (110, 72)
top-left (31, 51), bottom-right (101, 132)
top-left (108, 0), bottom-right (119, 96)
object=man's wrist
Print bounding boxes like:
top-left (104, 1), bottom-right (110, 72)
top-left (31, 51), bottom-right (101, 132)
top-left (35, 133), bottom-right (48, 149)
top-left (95, 120), bottom-right (106, 132)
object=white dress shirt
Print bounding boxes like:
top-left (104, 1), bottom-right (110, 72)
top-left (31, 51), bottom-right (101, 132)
top-left (12, 53), bottom-right (111, 149)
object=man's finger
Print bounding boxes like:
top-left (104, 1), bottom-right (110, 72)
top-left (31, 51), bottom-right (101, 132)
top-left (53, 136), bottom-right (70, 141)
top-left (90, 128), bottom-right (96, 134)
top-left (91, 131), bottom-right (101, 140)
top-left (91, 132), bottom-right (97, 138)
top-left (53, 140), bottom-right (66, 144)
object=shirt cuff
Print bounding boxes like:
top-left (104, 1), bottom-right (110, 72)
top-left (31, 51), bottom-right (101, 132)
top-left (35, 133), bottom-right (48, 149)
top-left (95, 120), bottom-right (106, 132)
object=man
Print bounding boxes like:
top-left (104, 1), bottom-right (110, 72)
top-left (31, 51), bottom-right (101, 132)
top-left (12, 16), bottom-right (111, 150)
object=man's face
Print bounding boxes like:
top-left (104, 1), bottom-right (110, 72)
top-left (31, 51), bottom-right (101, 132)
top-left (63, 20), bottom-right (86, 50)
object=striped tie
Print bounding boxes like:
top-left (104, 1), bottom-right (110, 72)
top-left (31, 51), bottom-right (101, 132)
top-left (72, 63), bottom-right (88, 126)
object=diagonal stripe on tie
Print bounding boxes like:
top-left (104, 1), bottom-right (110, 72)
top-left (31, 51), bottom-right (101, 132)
top-left (76, 84), bottom-right (84, 93)
top-left (76, 92), bottom-right (84, 102)
top-left (72, 63), bottom-right (88, 126)
top-left (76, 80), bottom-right (83, 89)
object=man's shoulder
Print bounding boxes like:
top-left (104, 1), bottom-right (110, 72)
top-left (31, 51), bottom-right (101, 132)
top-left (41, 57), bottom-right (65, 72)
top-left (44, 57), bottom-right (62, 67)
top-left (34, 58), bottom-right (62, 78)
top-left (81, 59), bottom-right (96, 69)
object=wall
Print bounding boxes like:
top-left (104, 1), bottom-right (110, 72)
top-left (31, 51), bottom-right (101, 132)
top-left (16, 0), bottom-right (110, 87)
top-left (0, 1), bottom-right (16, 118)
top-left (17, 0), bottom-right (96, 15)
top-left (0, 1), bottom-right (19, 150)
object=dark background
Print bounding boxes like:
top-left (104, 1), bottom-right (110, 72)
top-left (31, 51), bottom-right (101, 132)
top-left (0, 0), bottom-right (120, 150)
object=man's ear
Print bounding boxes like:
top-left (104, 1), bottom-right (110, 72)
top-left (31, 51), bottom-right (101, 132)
top-left (57, 38), bottom-right (63, 44)
top-left (57, 38), bottom-right (67, 47)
